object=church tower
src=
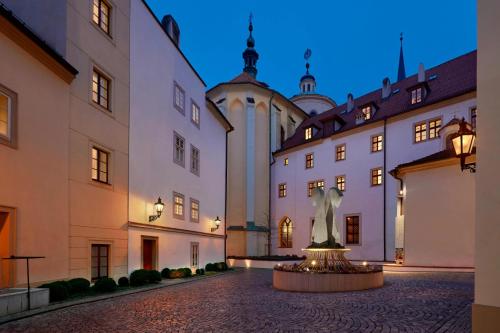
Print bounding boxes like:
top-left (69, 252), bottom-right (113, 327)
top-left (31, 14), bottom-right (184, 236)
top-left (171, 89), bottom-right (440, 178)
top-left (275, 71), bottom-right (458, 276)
top-left (242, 14), bottom-right (259, 78)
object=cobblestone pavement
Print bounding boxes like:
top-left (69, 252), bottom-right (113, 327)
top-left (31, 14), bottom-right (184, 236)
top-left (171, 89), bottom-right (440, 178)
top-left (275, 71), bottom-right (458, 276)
top-left (0, 269), bottom-right (473, 333)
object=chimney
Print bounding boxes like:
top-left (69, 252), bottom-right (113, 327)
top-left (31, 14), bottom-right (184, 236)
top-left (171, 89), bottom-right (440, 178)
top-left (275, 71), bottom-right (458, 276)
top-left (417, 63), bottom-right (426, 82)
top-left (347, 93), bottom-right (354, 112)
top-left (161, 15), bottom-right (180, 47)
top-left (382, 77), bottom-right (392, 99)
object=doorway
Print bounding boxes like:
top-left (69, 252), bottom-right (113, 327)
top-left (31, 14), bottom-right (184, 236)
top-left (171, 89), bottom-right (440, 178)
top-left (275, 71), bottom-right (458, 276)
top-left (142, 237), bottom-right (157, 271)
top-left (0, 208), bottom-right (15, 288)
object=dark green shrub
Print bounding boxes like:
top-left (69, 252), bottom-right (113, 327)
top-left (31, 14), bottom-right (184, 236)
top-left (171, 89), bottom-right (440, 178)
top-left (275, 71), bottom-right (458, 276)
top-left (195, 268), bottom-right (205, 275)
top-left (205, 263), bottom-right (215, 271)
top-left (148, 270), bottom-right (162, 282)
top-left (161, 268), bottom-right (171, 279)
top-left (182, 268), bottom-right (192, 277)
top-left (220, 262), bottom-right (228, 271)
top-left (39, 281), bottom-right (69, 302)
top-left (118, 276), bottom-right (129, 287)
top-left (94, 277), bottom-right (117, 293)
top-left (169, 269), bottom-right (183, 279)
top-left (68, 278), bottom-right (90, 294)
top-left (130, 269), bottom-right (150, 286)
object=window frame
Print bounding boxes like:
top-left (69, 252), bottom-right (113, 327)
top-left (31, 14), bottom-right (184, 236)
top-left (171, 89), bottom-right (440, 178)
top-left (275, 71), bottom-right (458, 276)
top-left (470, 106), bottom-right (477, 131)
top-left (307, 179), bottom-right (325, 197)
top-left (278, 217), bottom-right (293, 248)
top-left (414, 121), bottom-right (428, 143)
top-left (92, 0), bottom-right (112, 36)
top-left (361, 105), bottom-right (372, 120)
top-left (190, 198), bottom-right (199, 223)
top-left (91, 146), bottom-right (110, 184)
top-left (411, 87), bottom-right (423, 104)
top-left (173, 131), bottom-right (185, 167)
top-left (191, 100), bottom-right (200, 127)
top-left (371, 167), bottom-right (383, 186)
top-left (305, 153), bottom-right (314, 169)
top-left (335, 144), bottom-right (346, 161)
top-left (190, 144), bottom-right (200, 176)
top-left (304, 127), bottom-right (313, 140)
top-left (284, 157), bottom-right (289, 166)
top-left (173, 82), bottom-right (185, 114)
top-left (335, 175), bottom-right (346, 192)
top-left (190, 242), bottom-right (199, 267)
top-left (278, 183), bottom-right (287, 198)
top-left (173, 192), bottom-right (185, 220)
top-left (92, 68), bottom-right (111, 111)
top-left (0, 83), bottom-right (17, 148)
top-left (371, 134), bottom-right (383, 153)
top-left (428, 117), bottom-right (442, 140)
top-left (345, 215), bottom-right (361, 245)
top-left (91, 244), bottom-right (109, 281)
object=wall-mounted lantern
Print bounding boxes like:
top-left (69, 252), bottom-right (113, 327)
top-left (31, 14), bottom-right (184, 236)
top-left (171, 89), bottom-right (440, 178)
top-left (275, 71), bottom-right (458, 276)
top-left (211, 216), bottom-right (221, 232)
top-left (451, 118), bottom-right (476, 173)
top-left (149, 197), bottom-right (164, 222)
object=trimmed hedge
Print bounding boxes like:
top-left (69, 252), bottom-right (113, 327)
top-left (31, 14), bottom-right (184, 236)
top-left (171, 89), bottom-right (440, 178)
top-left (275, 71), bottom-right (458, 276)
top-left (206, 262), bottom-right (228, 272)
top-left (68, 278), bottom-right (90, 293)
top-left (130, 269), bottom-right (162, 286)
top-left (39, 281), bottom-right (69, 302)
top-left (168, 268), bottom-right (192, 279)
top-left (118, 276), bottom-right (129, 287)
top-left (93, 277), bottom-right (117, 293)
top-left (149, 270), bottom-right (162, 282)
top-left (205, 263), bottom-right (215, 271)
top-left (195, 268), bottom-right (205, 275)
top-left (161, 268), bottom-right (171, 279)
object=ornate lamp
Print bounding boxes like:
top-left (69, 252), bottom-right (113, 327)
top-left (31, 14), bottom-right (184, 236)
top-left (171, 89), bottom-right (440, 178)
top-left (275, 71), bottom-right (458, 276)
top-left (211, 216), bottom-right (221, 232)
top-left (149, 197), bottom-right (164, 222)
top-left (450, 118), bottom-right (476, 173)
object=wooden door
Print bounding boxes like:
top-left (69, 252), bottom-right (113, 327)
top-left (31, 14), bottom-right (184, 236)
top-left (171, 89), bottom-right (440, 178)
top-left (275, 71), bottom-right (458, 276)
top-left (142, 239), bottom-right (154, 270)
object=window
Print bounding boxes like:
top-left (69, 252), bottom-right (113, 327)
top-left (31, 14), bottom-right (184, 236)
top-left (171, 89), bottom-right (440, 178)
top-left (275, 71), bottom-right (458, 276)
top-left (471, 107), bottom-right (477, 130)
top-left (336, 175), bottom-right (345, 192)
top-left (0, 85), bottom-right (16, 146)
top-left (92, 69), bottom-right (110, 110)
top-left (345, 216), bottom-right (360, 245)
top-left (91, 147), bottom-right (109, 184)
top-left (92, 0), bottom-right (111, 35)
top-left (190, 145), bottom-right (200, 175)
top-left (414, 122), bottom-right (427, 142)
top-left (371, 135), bottom-right (383, 152)
top-left (284, 158), bottom-right (289, 166)
top-left (173, 192), bottom-right (184, 219)
top-left (279, 217), bottom-right (292, 248)
top-left (362, 106), bottom-right (372, 120)
top-left (307, 180), bottom-right (325, 197)
top-left (190, 242), bottom-right (199, 267)
top-left (411, 87), bottom-right (423, 104)
top-left (305, 153), bottom-right (314, 169)
top-left (173, 132), bottom-right (185, 167)
top-left (191, 101), bottom-right (200, 127)
top-left (174, 83), bottom-right (185, 114)
top-left (371, 168), bottom-right (383, 186)
top-left (336, 144), bottom-right (346, 161)
top-left (91, 244), bottom-right (109, 281)
top-left (305, 127), bottom-right (313, 140)
top-left (428, 118), bottom-right (441, 139)
top-left (190, 199), bottom-right (199, 222)
top-left (278, 183), bottom-right (287, 198)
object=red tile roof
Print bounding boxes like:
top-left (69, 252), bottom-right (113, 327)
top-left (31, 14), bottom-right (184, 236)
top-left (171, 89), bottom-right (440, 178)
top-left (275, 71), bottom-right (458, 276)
top-left (278, 50), bottom-right (477, 152)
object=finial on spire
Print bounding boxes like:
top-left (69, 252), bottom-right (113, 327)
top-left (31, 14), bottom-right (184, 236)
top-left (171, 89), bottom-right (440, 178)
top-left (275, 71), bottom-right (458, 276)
top-left (249, 13), bottom-right (253, 32)
top-left (304, 48), bottom-right (312, 74)
top-left (242, 13), bottom-right (259, 78)
top-left (397, 32), bottom-right (406, 82)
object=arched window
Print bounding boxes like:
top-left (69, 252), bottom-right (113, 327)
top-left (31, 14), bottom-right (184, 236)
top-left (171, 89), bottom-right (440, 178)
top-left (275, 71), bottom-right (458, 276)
top-left (279, 217), bottom-right (292, 248)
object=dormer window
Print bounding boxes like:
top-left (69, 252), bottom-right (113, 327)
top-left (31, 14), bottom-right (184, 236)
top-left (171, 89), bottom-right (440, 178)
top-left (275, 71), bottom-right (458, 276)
top-left (411, 87), bottom-right (423, 104)
top-left (362, 106), bottom-right (372, 120)
top-left (305, 127), bottom-right (313, 140)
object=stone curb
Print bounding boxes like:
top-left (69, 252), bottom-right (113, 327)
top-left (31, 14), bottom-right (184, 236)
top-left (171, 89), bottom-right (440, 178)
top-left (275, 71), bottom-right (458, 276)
top-left (0, 270), bottom-right (237, 325)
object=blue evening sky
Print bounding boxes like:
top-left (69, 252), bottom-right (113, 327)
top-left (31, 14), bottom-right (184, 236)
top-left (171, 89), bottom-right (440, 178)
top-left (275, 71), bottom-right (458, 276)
top-left (146, 0), bottom-right (476, 103)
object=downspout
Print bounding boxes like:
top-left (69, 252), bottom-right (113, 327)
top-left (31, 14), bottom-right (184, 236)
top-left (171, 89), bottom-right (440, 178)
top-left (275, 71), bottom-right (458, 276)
top-left (268, 93), bottom-right (275, 256)
top-left (224, 129), bottom-right (229, 263)
top-left (383, 118), bottom-right (387, 262)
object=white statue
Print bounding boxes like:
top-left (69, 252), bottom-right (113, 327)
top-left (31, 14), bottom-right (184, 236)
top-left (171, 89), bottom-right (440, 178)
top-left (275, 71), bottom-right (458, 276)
top-left (310, 187), bottom-right (344, 247)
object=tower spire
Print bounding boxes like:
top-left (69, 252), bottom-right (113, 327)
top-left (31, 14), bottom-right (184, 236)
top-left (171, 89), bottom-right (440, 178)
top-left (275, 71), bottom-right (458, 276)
top-left (397, 32), bottom-right (406, 82)
top-left (299, 49), bottom-right (316, 94)
top-left (242, 13), bottom-right (259, 78)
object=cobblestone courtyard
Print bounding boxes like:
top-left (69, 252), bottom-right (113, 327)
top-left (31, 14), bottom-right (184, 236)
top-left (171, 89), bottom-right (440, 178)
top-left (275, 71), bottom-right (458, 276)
top-left (0, 269), bottom-right (473, 333)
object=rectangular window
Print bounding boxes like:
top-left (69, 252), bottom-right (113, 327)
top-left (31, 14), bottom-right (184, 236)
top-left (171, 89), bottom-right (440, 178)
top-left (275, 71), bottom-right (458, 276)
top-left (336, 144), bottom-right (346, 161)
top-left (284, 158), bottom-right (289, 166)
top-left (411, 88), bottom-right (422, 104)
top-left (174, 83), bottom-right (185, 114)
top-left (0, 85), bottom-right (16, 146)
top-left (91, 147), bottom-right (109, 184)
top-left (336, 175), bottom-right (346, 191)
top-left (371, 168), bottom-right (383, 186)
top-left (173, 132), bottom-right (185, 167)
top-left (362, 106), bottom-right (372, 120)
top-left (345, 216), bottom-right (360, 245)
top-left (190, 145), bottom-right (200, 175)
top-left (173, 192), bottom-right (184, 219)
top-left (191, 101), bottom-right (200, 127)
top-left (307, 180), bottom-right (325, 197)
top-left (414, 122), bottom-right (427, 142)
top-left (305, 153), bottom-right (314, 169)
top-left (428, 118), bottom-right (441, 139)
top-left (92, 69), bottom-right (110, 110)
top-left (471, 107), bottom-right (477, 130)
top-left (371, 134), bottom-right (383, 152)
top-left (91, 244), bottom-right (109, 281)
top-left (92, 0), bottom-right (111, 35)
top-left (191, 242), bottom-right (199, 267)
top-left (190, 198), bottom-right (199, 222)
top-left (305, 127), bottom-right (313, 140)
top-left (279, 183), bottom-right (287, 198)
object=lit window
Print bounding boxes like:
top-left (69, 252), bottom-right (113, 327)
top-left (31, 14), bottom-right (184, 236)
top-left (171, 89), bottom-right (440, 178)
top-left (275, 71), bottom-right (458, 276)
top-left (191, 101), bottom-right (200, 127)
top-left (279, 183), bottom-right (287, 198)
top-left (362, 106), bottom-right (372, 120)
top-left (336, 175), bottom-right (345, 192)
top-left (190, 199), bottom-right (199, 222)
top-left (173, 132), bottom-right (185, 167)
top-left (346, 216), bottom-right (360, 245)
top-left (92, 69), bottom-right (110, 110)
top-left (91, 147), bottom-right (109, 184)
top-left (173, 192), bottom-right (184, 219)
top-left (91, 244), bottom-right (109, 281)
top-left (284, 158), bottom-right (289, 166)
top-left (0, 86), bottom-right (16, 146)
top-left (279, 217), bottom-right (292, 248)
top-left (414, 122), bottom-right (427, 142)
top-left (174, 83), bottom-right (185, 114)
top-left (411, 88), bottom-right (423, 104)
top-left (471, 107), bottom-right (477, 130)
top-left (305, 127), bottom-right (313, 140)
top-left (305, 153), bottom-right (314, 169)
top-left (371, 168), bottom-right (383, 186)
top-left (429, 118), bottom-right (441, 139)
top-left (336, 144), bottom-right (346, 161)
top-left (308, 180), bottom-right (325, 197)
top-left (371, 135), bottom-right (383, 152)
top-left (190, 145), bottom-right (200, 175)
top-left (92, 0), bottom-right (111, 35)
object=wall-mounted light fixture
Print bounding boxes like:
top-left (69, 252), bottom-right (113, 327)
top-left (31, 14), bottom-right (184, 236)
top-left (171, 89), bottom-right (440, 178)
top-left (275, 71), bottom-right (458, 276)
top-left (211, 216), bottom-right (221, 232)
top-left (451, 118), bottom-right (476, 173)
top-left (149, 197), bottom-right (164, 222)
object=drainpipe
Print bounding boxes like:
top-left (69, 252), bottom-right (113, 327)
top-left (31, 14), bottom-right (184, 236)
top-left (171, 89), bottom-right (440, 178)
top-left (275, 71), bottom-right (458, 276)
top-left (224, 129), bottom-right (229, 263)
top-left (268, 93), bottom-right (275, 256)
top-left (383, 118), bottom-right (387, 262)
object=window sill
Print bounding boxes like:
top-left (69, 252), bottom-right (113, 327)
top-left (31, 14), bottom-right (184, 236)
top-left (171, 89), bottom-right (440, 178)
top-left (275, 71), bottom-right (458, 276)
top-left (90, 21), bottom-right (115, 46)
top-left (89, 101), bottom-right (115, 119)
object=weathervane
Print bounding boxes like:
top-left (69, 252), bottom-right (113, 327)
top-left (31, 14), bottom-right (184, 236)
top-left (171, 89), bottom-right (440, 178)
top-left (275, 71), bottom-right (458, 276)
top-left (304, 48), bottom-right (312, 74)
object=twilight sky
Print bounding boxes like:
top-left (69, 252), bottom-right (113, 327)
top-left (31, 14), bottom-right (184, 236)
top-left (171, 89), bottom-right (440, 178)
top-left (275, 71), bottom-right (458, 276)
top-left (146, 0), bottom-right (476, 104)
